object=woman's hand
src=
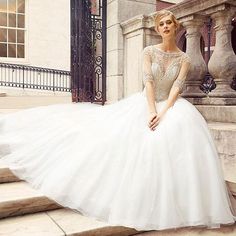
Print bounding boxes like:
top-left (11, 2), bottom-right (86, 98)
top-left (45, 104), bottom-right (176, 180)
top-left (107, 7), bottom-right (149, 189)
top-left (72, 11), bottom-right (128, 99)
top-left (148, 111), bottom-right (165, 131)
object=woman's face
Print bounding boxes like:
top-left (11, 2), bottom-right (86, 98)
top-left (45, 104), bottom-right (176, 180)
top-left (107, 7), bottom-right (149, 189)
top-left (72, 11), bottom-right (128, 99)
top-left (156, 15), bottom-right (177, 39)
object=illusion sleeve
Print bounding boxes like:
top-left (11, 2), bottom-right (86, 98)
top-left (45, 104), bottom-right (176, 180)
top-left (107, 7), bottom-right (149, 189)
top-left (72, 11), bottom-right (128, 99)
top-left (142, 47), bottom-right (155, 86)
top-left (172, 53), bottom-right (191, 93)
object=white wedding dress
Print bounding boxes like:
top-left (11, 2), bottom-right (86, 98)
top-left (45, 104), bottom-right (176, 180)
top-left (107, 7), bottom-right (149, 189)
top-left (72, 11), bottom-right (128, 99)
top-left (0, 45), bottom-right (235, 231)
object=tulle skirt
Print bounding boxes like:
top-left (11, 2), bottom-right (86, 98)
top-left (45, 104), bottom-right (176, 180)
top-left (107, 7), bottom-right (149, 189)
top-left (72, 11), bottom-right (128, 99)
top-left (0, 91), bottom-right (235, 231)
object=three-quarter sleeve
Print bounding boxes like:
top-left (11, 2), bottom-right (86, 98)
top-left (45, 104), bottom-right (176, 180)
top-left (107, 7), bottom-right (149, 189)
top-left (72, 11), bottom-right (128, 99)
top-left (172, 54), bottom-right (191, 93)
top-left (142, 47), bottom-right (155, 86)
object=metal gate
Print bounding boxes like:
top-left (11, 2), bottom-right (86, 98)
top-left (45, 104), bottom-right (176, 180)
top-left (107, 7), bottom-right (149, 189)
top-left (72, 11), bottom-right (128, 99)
top-left (71, 0), bottom-right (107, 104)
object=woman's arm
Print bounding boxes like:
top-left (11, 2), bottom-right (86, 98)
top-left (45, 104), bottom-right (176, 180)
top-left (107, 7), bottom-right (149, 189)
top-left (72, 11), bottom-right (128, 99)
top-left (145, 81), bottom-right (157, 114)
top-left (149, 57), bottom-right (191, 130)
top-left (142, 47), bottom-right (159, 129)
top-left (142, 47), bottom-right (157, 114)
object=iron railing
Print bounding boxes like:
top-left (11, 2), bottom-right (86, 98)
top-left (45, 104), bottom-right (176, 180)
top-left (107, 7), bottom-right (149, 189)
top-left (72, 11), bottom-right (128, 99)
top-left (0, 62), bottom-right (71, 92)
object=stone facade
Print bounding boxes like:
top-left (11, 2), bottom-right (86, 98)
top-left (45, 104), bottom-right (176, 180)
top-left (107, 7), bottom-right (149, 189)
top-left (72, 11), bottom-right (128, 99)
top-left (0, 0), bottom-right (70, 71)
top-left (0, 0), bottom-right (235, 104)
top-left (106, 0), bottom-right (156, 102)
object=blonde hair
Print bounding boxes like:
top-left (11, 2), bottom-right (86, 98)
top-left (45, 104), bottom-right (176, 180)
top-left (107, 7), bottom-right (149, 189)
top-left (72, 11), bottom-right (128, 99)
top-left (154, 10), bottom-right (180, 33)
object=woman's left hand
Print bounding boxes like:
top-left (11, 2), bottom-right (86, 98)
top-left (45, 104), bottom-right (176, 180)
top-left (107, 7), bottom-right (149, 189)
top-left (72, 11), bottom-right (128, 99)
top-left (149, 111), bottom-right (165, 131)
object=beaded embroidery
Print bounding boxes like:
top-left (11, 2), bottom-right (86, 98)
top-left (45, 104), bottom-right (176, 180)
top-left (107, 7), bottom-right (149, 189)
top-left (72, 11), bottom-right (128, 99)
top-left (142, 45), bottom-right (191, 101)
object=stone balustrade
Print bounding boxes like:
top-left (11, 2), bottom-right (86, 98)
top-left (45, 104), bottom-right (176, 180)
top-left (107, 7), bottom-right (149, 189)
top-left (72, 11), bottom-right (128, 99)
top-left (120, 0), bottom-right (236, 105)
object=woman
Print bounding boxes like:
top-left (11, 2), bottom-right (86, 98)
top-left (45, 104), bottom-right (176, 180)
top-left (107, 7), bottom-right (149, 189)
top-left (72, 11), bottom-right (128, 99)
top-left (0, 10), bottom-right (235, 231)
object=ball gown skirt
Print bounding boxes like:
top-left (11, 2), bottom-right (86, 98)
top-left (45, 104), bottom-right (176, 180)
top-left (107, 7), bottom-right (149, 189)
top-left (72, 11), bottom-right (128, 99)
top-left (0, 91), bottom-right (235, 231)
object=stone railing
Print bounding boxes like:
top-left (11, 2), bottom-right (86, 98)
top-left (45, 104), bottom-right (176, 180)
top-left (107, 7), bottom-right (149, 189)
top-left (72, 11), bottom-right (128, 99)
top-left (121, 0), bottom-right (236, 105)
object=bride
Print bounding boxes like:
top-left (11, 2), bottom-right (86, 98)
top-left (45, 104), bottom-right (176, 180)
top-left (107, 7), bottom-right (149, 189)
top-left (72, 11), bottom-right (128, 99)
top-left (0, 10), bottom-right (235, 231)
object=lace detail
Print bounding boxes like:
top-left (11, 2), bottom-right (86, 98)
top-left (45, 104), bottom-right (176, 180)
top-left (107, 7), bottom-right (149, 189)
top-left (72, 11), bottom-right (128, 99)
top-left (172, 78), bottom-right (185, 93)
top-left (142, 45), bottom-right (191, 102)
top-left (181, 53), bottom-right (191, 64)
top-left (142, 47), bottom-right (155, 85)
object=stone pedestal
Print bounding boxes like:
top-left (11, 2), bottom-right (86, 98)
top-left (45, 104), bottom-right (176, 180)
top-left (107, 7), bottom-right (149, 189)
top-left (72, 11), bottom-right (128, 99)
top-left (181, 16), bottom-right (207, 102)
top-left (208, 8), bottom-right (236, 105)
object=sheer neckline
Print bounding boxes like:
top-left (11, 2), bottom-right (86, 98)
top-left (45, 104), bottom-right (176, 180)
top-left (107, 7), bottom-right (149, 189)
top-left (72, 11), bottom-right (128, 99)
top-left (152, 45), bottom-right (183, 56)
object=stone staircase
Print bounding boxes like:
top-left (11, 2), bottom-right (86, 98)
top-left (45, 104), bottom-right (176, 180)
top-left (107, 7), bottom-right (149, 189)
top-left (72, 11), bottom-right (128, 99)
top-left (195, 105), bottom-right (236, 187)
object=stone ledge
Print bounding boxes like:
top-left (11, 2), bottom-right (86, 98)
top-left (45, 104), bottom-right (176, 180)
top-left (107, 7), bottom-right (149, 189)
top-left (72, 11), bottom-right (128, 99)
top-left (136, 223), bottom-right (236, 236)
top-left (0, 96), bottom-right (71, 109)
top-left (0, 209), bottom-right (138, 236)
top-left (0, 109), bottom-right (22, 114)
top-left (0, 182), bottom-right (61, 218)
top-left (0, 212), bottom-right (64, 236)
top-left (208, 122), bottom-right (236, 184)
top-left (47, 208), bottom-right (138, 236)
top-left (185, 97), bottom-right (236, 106)
top-left (0, 161), bottom-right (21, 183)
top-left (196, 105), bottom-right (236, 123)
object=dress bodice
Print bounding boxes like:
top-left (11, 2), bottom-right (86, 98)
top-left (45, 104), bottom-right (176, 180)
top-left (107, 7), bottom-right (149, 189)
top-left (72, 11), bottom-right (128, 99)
top-left (142, 45), bottom-right (191, 102)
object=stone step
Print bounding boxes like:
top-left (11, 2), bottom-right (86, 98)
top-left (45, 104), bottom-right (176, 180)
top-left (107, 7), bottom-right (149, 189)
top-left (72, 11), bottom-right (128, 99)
top-left (227, 181), bottom-right (236, 196)
top-left (0, 96), bottom-right (71, 109)
top-left (136, 223), bottom-right (236, 236)
top-left (0, 108), bottom-right (22, 114)
top-left (0, 208), bottom-right (138, 236)
top-left (0, 93), bottom-right (6, 97)
top-left (209, 122), bottom-right (236, 158)
top-left (195, 105), bottom-right (236, 123)
top-left (0, 87), bottom-right (71, 97)
top-left (0, 180), bottom-right (234, 236)
top-left (0, 161), bottom-right (20, 183)
top-left (208, 122), bottom-right (236, 184)
top-left (0, 208), bottom-right (235, 236)
top-left (0, 181), bottom-right (61, 218)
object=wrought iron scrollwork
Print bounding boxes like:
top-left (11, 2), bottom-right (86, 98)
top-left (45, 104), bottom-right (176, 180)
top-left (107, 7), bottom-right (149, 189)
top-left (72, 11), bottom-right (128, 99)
top-left (71, 0), bottom-right (106, 104)
top-left (231, 75), bottom-right (236, 91)
top-left (200, 18), bottom-right (216, 94)
top-left (200, 72), bottom-right (216, 94)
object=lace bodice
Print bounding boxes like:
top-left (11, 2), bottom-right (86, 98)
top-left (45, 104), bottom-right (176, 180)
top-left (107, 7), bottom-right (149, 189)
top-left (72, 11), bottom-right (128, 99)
top-left (142, 45), bottom-right (191, 102)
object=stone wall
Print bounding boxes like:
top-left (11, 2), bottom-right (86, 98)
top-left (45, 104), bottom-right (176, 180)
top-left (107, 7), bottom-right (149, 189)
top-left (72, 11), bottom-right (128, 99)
top-left (156, 0), bottom-right (174, 10)
top-left (0, 0), bottom-right (70, 71)
top-left (106, 0), bottom-right (156, 102)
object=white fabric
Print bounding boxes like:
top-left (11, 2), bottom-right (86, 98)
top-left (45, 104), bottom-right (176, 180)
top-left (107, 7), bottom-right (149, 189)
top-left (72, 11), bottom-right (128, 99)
top-left (0, 93), bottom-right (235, 231)
top-left (0, 45), bottom-right (235, 231)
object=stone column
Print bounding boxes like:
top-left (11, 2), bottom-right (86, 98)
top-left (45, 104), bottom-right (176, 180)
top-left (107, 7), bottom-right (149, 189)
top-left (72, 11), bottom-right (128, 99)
top-left (181, 16), bottom-right (207, 102)
top-left (208, 8), bottom-right (236, 104)
top-left (106, 0), bottom-right (156, 103)
top-left (121, 15), bottom-right (161, 97)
